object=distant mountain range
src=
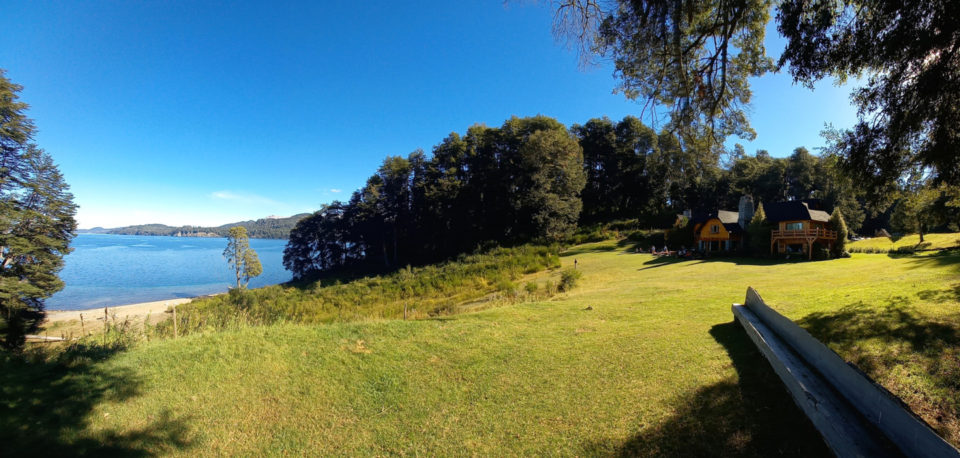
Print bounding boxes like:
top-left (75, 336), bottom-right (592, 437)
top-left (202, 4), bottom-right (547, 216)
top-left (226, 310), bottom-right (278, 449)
top-left (78, 214), bottom-right (311, 239)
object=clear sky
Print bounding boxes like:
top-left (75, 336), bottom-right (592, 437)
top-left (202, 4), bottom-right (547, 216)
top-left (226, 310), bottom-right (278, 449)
top-left (0, 1), bottom-right (860, 229)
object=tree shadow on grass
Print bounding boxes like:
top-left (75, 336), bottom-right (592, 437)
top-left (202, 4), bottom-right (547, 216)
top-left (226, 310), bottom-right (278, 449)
top-left (561, 243), bottom-right (621, 257)
top-left (797, 299), bottom-right (960, 442)
top-left (584, 322), bottom-right (830, 456)
top-left (638, 255), bottom-right (803, 271)
top-left (0, 343), bottom-right (192, 456)
top-left (894, 250), bottom-right (960, 269)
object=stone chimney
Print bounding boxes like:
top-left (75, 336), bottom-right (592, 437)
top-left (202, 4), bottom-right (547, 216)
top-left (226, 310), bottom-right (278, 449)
top-left (738, 195), bottom-right (754, 229)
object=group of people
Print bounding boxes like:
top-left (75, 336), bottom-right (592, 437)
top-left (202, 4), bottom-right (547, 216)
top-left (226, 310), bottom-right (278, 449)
top-left (645, 245), bottom-right (700, 258)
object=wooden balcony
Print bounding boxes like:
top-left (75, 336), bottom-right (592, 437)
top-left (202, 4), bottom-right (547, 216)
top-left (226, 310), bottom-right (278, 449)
top-left (771, 228), bottom-right (837, 240)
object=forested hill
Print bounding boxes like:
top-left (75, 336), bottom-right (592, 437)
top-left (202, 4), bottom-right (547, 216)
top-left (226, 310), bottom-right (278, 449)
top-left (80, 214), bottom-right (310, 239)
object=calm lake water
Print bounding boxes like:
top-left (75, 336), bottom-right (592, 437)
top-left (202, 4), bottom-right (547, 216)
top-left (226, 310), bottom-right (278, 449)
top-left (48, 233), bottom-right (291, 310)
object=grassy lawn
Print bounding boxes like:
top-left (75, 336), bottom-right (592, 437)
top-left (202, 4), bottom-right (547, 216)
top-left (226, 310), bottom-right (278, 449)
top-left (849, 232), bottom-right (960, 252)
top-left (5, 243), bottom-right (960, 455)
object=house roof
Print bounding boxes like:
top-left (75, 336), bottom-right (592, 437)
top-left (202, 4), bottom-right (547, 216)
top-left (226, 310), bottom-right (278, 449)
top-left (763, 201), bottom-right (831, 223)
top-left (692, 210), bottom-right (743, 233)
top-left (691, 209), bottom-right (738, 224)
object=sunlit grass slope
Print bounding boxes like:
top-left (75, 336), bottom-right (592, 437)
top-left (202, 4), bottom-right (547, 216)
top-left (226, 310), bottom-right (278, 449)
top-left (7, 243), bottom-right (960, 455)
top-left (850, 232), bottom-right (960, 252)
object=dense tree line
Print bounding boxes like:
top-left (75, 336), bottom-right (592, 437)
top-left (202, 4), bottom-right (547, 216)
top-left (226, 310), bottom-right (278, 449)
top-left (574, 116), bottom-right (867, 231)
top-left (285, 113), bottom-right (882, 279)
top-left (284, 116), bottom-right (586, 279)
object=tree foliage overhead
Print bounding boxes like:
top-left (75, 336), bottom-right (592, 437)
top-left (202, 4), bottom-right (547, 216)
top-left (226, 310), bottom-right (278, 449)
top-left (552, 0), bottom-right (960, 194)
top-left (555, 0), bottom-right (775, 149)
top-left (0, 70), bottom-right (77, 351)
top-left (778, 0), bottom-right (960, 192)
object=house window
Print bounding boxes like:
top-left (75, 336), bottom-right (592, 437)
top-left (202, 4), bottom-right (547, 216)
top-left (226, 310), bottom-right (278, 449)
top-left (710, 224), bottom-right (720, 234)
top-left (785, 222), bottom-right (803, 231)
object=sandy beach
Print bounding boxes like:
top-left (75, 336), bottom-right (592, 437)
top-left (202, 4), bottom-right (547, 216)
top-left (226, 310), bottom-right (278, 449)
top-left (46, 297), bottom-right (195, 323)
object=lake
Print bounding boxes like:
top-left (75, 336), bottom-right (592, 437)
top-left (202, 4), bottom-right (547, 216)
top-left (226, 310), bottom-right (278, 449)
top-left (47, 233), bottom-right (292, 310)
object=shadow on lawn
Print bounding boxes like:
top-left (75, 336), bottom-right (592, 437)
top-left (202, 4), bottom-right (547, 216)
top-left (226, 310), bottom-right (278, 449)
top-left (584, 322), bottom-right (829, 456)
top-left (0, 343), bottom-right (192, 456)
top-left (638, 255), bottom-right (800, 271)
top-left (893, 249), bottom-right (960, 269)
top-left (561, 243), bottom-right (621, 257)
top-left (797, 299), bottom-right (960, 441)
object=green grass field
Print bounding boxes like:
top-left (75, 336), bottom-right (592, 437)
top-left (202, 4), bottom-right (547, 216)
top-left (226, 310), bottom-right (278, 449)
top-left (5, 243), bottom-right (960, 455)
top-left (849, 232), bottom-right (960, 252)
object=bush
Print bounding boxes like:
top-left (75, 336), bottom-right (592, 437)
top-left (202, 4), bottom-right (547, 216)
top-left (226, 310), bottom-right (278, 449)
top-left (544, 280), bottom-right (558, 296)
top-left (494, 278), bottom-right (517, 294)
top-left (626, 230), bottom-right (666, 250)
top-left (812, 247), bottom-right (830, 260)
top-left (524, 281), bottom-right (539, 294)
top-left (558, 268), bottom-right (583, 292)
top-left (665, 216), bottom-right (694, 248)
top-left (158, 244), bottom-right (561, 336)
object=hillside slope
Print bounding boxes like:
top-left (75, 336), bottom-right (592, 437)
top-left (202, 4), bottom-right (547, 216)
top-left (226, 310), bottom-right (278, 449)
top-left (8, 244), bottom-right (960, 455)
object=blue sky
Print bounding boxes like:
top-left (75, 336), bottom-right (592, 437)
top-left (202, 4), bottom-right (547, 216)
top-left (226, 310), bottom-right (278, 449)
top-left (1, 1), bottom-right (860, 228)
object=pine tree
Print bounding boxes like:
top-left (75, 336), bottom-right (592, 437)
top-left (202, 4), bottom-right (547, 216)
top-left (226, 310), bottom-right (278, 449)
top-left (0, 70), bottom-right (77, 351)
top-left (747, 202), bottom-right (771, 256)
top-left (829, 208), bottom-right (849, 257)
top-left (224, 226), bottom-right (262, 289)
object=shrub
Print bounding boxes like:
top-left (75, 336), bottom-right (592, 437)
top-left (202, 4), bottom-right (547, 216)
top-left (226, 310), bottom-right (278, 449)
top-left (626, 230), bottom-right (666, 250)
top-left (524, 281), bottom-right (539, 294)
top-left (159, 244), bottom-right (561, 336)
top-left (544, 280), bottom-right (558, 296)
top-left (812, 246), bottom-right (830, 260)
top-left (665, 215), bottom-right (694, 248)
top-left (558, 268), bottom-right (583, 292)
top-left (494, 278), bottom-right (517, 294)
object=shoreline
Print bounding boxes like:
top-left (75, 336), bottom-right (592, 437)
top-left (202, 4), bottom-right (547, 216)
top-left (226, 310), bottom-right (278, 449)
top-left (46, 296), bottom-right (213, 323)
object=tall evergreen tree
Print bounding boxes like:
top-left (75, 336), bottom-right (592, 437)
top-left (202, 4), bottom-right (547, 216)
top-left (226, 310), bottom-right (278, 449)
top-left (0, 70), bottom-right (77, 351)
top-left (829, 208), bottom-right (848, 257)
top-left (747, 203), bottom-right (771, 255)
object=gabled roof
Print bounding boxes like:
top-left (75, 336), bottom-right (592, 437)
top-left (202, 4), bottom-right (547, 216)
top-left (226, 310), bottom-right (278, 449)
top-left (763, 201), bottom-right (831, 223)
top-left (691, 209), bottom-right (738, 224)
top-left (692, 210), bottom-right (742, 233)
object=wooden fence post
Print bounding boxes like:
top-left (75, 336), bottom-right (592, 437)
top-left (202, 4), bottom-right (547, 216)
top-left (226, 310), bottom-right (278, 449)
top-left (172, 304), bottom-right (178, 339)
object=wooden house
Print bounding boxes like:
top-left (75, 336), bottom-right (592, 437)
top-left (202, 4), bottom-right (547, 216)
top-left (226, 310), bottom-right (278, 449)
top-left (765, 201), bottom-right (836, 259)
top-left (692, 210), bottom-right (744, 252)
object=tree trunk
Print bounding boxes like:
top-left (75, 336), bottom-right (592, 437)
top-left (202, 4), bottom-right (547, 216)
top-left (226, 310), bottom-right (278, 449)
top-left (235, 245), bottom-right (242, 288)
top-left (393, 225), bottom-right (399, 266)
top-left (382, 233), bottom-right (390, 267)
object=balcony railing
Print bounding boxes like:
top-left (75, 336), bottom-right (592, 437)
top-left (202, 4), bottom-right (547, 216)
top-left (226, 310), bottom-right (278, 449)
top-left (771, 228), bottom-right (837, 240)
